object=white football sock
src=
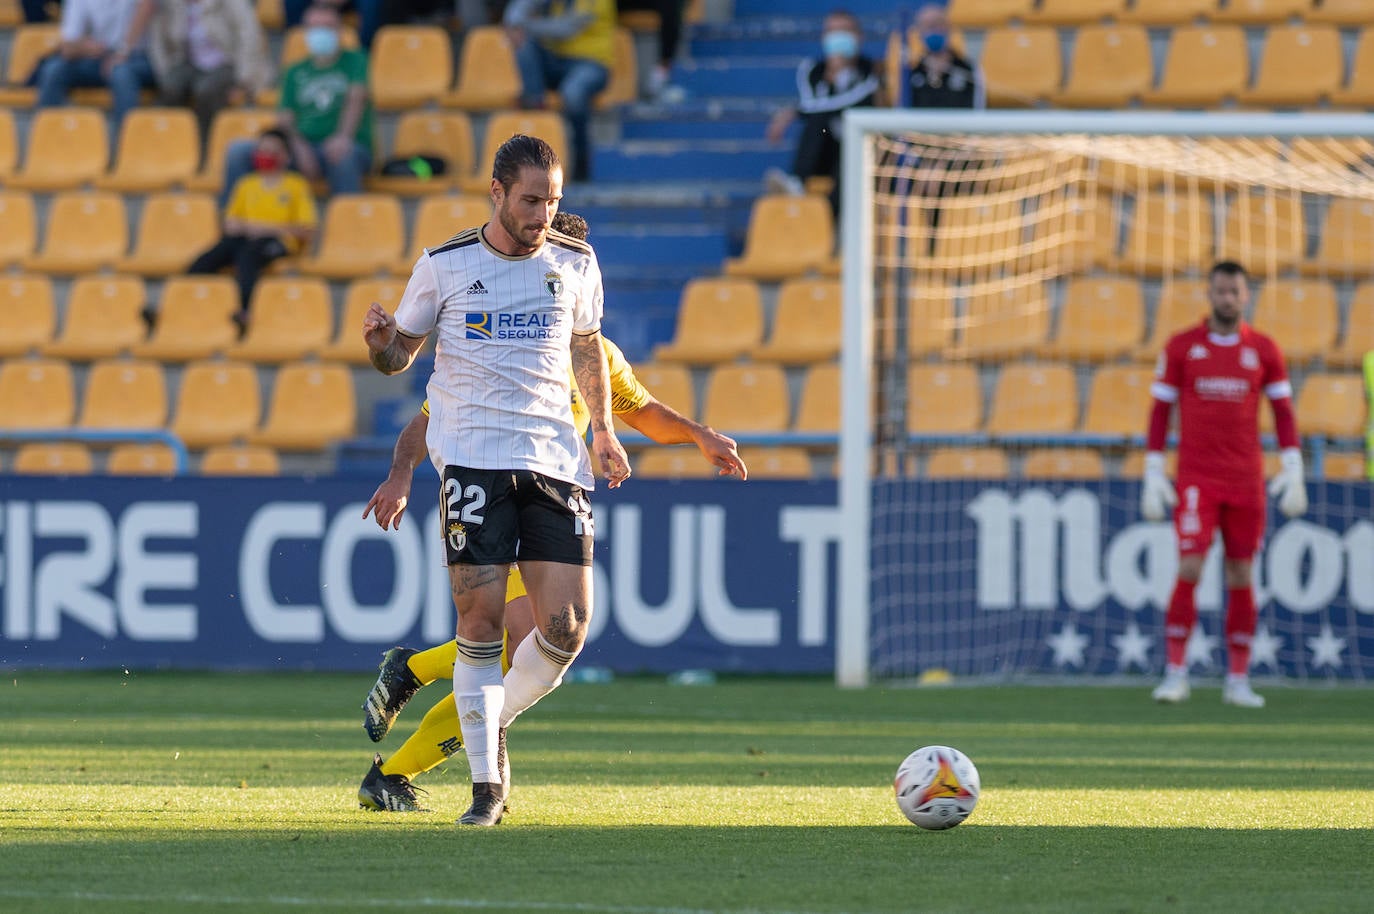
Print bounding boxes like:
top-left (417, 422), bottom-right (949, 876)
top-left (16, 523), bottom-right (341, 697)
top-left (499, 631), bottom-right (576, 729)
top-left (453, 636), bottom-right (504, 784)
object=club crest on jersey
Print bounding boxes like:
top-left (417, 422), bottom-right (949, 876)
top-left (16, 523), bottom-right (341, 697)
top-left (465, 312), bottom-right (493, 340)
top-left (448, 521), bottom-right (467, 553)
top-left (544, 271), bottom-right (563, 299)
top-left (1240, 347), bottom-right (1259, 370)
top-left (1187, 344), bottom-right (1210, 360)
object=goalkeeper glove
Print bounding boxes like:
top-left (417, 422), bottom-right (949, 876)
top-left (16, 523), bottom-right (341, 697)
top-left (1267, 447), bottom-right (1308, 518)
top-left (1140, 452), bottom-right (1177, 522)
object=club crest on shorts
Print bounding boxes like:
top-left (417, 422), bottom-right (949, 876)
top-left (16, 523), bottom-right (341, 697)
top-left (544, 271), bottom-right (563, 299)
top-left (448, 521), bottom-right (467, 553)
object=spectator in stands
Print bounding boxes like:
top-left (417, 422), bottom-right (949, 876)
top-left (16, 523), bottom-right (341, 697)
top-left (762, 9), bottom-right (879, 217)
top-left (284, 0), bottom-right (383, 49)
top-left (615, 0), bottom-right (685, 102)
top-left (23, 0), bottom-right (55, 23)
top-left (149, 0), bottom-right (274, 140)
top-left (219, 3), bottom-right (373, 204)
top-left (35, 0), bottom-right (159, 130)
top-left (505, 0), bottom-right (616, 182)
top-left (191, 128), bottom-right (318, 329)
top-left (902, 2), bottom-right (984, 110)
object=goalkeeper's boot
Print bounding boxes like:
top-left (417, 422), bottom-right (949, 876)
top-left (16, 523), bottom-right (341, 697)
top-left (1151, 667), bottom-right (1190, 704)
top-left (1222, 676), bottom-right (1266, 708)
top-left (362, 646), bottom-right (422, 742)
top-left (457, 782), bottom-right (505, 826)
top-left (358, 754), bottom-right (428, 812)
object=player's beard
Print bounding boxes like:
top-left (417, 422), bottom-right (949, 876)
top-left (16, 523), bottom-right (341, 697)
top-left (497, 202), bottom-right (548, 253)
top-left (1210, 304), bottom-right (1241, 334)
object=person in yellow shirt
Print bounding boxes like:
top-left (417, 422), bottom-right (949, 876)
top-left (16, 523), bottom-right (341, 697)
top-left (355, 211), bottom-right (748, 812)
top-left (188, 128), bottom-right (317, 329)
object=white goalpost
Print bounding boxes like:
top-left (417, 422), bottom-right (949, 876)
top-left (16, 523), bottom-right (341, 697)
top-left (837, 109), bottom-right (1374, 688)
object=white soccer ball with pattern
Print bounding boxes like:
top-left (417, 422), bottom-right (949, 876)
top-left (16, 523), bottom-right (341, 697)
top-left (894, 745), bottom-right (980, 830)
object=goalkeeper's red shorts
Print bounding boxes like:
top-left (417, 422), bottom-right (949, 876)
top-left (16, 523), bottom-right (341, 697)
top-left (1173, 478), bottom-right (1265, 559)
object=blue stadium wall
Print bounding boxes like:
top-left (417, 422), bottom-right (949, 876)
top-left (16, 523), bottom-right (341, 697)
top-left (1, 476), bottom-right (1370, 679)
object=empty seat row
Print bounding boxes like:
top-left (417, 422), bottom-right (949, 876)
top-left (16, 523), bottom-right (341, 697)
top-left (4, 441), bottom-right (280, 476)
top-left (916, 446), bottom-right (1370, 480)
top-left (951, 0), bottom-right (1366, 29)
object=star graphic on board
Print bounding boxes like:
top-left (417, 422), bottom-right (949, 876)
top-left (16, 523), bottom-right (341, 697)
top-left (1110, 622), bottom-right (1152, 671)
top-left (1307, 625), bottom-right (1347, 671)
top-left (1248, 626), bottom-right (1283, 672)
top-left (1047, 623), bottom-right (1090, 668)
top-left (1184, 627), bottom-right (1219, 670)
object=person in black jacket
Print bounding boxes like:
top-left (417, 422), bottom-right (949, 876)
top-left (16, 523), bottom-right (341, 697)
top-left (903, 2), bottom-right (984, 110)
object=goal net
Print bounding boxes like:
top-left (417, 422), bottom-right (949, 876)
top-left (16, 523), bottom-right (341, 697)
top-left (836, 110), bottom-right (1374, 688)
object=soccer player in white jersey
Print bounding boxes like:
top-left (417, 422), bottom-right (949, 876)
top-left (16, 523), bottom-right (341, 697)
top-left (362, 134), bottom-right (631, 826)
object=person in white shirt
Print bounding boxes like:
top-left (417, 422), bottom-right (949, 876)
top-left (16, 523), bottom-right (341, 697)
top-left (362, 133), bottom-right (631, 827)
top-left (35, 0), bottom-right (158, 129)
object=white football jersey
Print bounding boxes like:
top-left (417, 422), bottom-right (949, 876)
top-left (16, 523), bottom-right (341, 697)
top-left (393, 225), bottom-right (604, 489)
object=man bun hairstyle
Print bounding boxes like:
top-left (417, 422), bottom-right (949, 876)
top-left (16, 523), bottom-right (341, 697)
top-left (492, 134), bottom-right (561, 190)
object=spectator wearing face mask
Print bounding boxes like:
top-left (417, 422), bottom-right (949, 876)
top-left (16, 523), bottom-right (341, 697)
top-left (763, 9), bottom-right (881, 217)
top-left (903, 2), bottom-right (983, 110)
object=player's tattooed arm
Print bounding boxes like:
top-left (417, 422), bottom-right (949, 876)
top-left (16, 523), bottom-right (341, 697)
top-left (570, 331), bottom-right (613, 433)
top-left (362, 303), bottom-right (425, 375)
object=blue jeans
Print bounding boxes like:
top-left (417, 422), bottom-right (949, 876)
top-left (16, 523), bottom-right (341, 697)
top-left (35, 51), bottom-right (156, 130)
top-left (515, 41), bottom-right (608, 182)
top-left (220, 137), bottom-right (372, 207)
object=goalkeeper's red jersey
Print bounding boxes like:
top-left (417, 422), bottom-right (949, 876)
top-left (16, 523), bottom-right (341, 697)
top-left (1151, 320), bottom-right (1291, 494)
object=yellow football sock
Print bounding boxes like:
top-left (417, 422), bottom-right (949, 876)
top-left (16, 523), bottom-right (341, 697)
top-left (406, 641), bottom-right (457, 685)
top-left (380, 694), bottom-right (460, 780)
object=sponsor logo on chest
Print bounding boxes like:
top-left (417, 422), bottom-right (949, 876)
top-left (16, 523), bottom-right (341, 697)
top-left (465, 310), bottom-right (565, 341)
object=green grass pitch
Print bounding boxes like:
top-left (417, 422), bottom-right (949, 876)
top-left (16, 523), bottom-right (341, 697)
top-left (3, 671), bottom-right (1373, 913)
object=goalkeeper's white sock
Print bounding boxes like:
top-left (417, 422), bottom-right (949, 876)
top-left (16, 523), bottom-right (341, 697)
top-left (453, 636), bottom-right (504, 785)
top-left (499, 630), bottom-right (576, 729)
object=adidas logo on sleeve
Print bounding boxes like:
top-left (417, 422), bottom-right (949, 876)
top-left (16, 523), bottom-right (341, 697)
top-left (466, 280), bottom-right (488, 295)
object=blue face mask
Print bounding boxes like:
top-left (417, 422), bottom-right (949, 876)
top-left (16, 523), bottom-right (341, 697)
top-left (305, 26), bottom-right (340, 59)
top-left (924, 31), bottom-right (948, 54)
top-left (822, 31), bottom-right (859, 60)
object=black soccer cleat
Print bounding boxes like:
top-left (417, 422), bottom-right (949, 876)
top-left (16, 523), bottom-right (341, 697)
top-left (362, 646), bottom-right (423, 742)
top-left (457, 782), bottom-right (505, 826)
top-left (358, 754), bottom-right (428, 812)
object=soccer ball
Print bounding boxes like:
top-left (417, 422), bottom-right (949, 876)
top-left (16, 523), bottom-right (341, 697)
top-left (893, 745), bottom-right (980, 830)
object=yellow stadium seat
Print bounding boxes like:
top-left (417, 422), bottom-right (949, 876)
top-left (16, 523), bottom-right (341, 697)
top-left (956, 283), bottom-right (1051, 359)
top-left (1304, 198), bottom-right (1374, 279)
top-left (1082, 365), bottom-right (1155, 436)
top-left (635, 448), bottom-right (719, 479)
top-left (230, 277), bottom-right (334, 363)
top-left (1054, 24), bottom-right (1151, 108)
top-left (744, 447), bottom-right (814, 479)
top-left (9, 107), bottom-right (108, 191)
top-left (1041, 277), bottom-right (1145, 361)
top-left (44, 275), bottom-right (146, 361)
top-left (1240, 26), bottom-right (1342, 107)
top-left (1120, 450), bottom-right (1178, 477)
top-left (1120, 0), bottom-right (1214, 25)
top-left (0, 24), bottom-right (59, 107)
top-left (256, 0), bottom-right (284, 28)
top-left (461, 110), bottom-right (568, 193)
top-left (1321, 452), bottom-right (1369, 481)
top-left (1332, 30), bottom-right (1374, 107)
top-left (793, 362), bottom-right (841, 434)
top-left (187, 108), bottom-right (278, 193)
top-left (0, 190), bottom-right (36, 267)
top-left (301, 194), bottom-right (406, 279)
top-left (107, 443), bottom-right (179, 476)
top-left (723, 194), bottom-right (834, 281)
top-left (251, 362), bottom-right (357, 451)
top-left (924, 447), bottom-right (1009, 478)
top-left (370, 26), bottom-right (452, 109)
top-left (946, 0), bottom-right (1032, 28)
top-left (201, 444), bottom-right (282, 475)
top-left (700, 363), bottom-right (790, 433)
top-left (12, 442), bottom-right (94, 475)
top-left (653, 277), bottom-right (764, 364)
top-left (320, 278), bottom-right (408, 364)
top-left (96, 108), bottom-right (199, 192)
top-left (1218, 193), bottom-right (1306, 273)
top-left (906, 280), bottom-right (957, 357)
top-left (369, 111), bottom-right (474, 196)
top-left (170, 360), bottom-right (262, 449)
top-left (1144, 25), bottom-right (1248, 107)
top-left (25, 191), bottom-right (127, 275)
top-left (1212, 0), bottom-right (1309, 23)
top-left (0, 358), bottom-right (75, 429)
top-left (0, 108), bottom-right (15, 180)
top-left (1249, 280), bottom-right (1337, 364)
top-left (907, 364), bottom-right (983, 434)
top-left (1115, 191), bottom-right (1213, 276)
top-left (1136, 279), bottom-right (1208, 360)
top-left (120, 193), bottom-right (220, 277)
top-left (1297, 374), bottom-right (1366, 438)
top-left (278, 24), bottom-right (360, 71)
top-left (445, 26), bottom-right (522, 111)
top-left (134, 277), bottom-right (240, 362)
top-left (1328, 282), bottom-right (1374, 369)
top-left (1022, 448), bottom-right (1106, 479)
top-left (1030, 194), bottom-right (1117, 273)
top-left (0, 0), bottom-right (18, 22)
top-left (77, 360), bottom-right (168, 430)
top-left (1030, 0), bottom-right (1127, 24)
top-left (930, 197), bottom-right (1025, 278)
top-left (596, 27), bottom-right (638, 110)
top-left (396, 194), bottom-right (490, 273)
top-left (1310, 0), bottom-right (1372, 25)
top-left (0, 274), bottom-right (55, 358)
top-left (751, 278), bottom-right (841, 364)
top-left (985, 363), bottom-right (1078, 434)
top-left (980, 27), bottom-right (1061, 107)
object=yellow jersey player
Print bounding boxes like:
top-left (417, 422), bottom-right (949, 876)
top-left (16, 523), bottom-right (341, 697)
top-left (357, 212), bottom-right (747, 812)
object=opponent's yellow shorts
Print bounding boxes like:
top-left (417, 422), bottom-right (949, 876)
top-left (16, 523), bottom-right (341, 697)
top-left (505, 564), bottom-right (527, 604)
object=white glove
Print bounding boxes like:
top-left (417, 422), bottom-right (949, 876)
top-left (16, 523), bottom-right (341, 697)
top-left (1268, 447), bottom-right (1308, 518)
top-left (1141, 452), bottom-right (1177, 522)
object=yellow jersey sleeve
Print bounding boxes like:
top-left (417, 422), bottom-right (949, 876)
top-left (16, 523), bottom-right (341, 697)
top-left (604, 337), bottom-right (652, 415)
top-left (421, 399), bottom-right (430, 417)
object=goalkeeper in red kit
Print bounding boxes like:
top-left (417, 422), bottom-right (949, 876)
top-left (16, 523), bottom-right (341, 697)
top-left (1142, 261), bottom-right (1308, 708)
